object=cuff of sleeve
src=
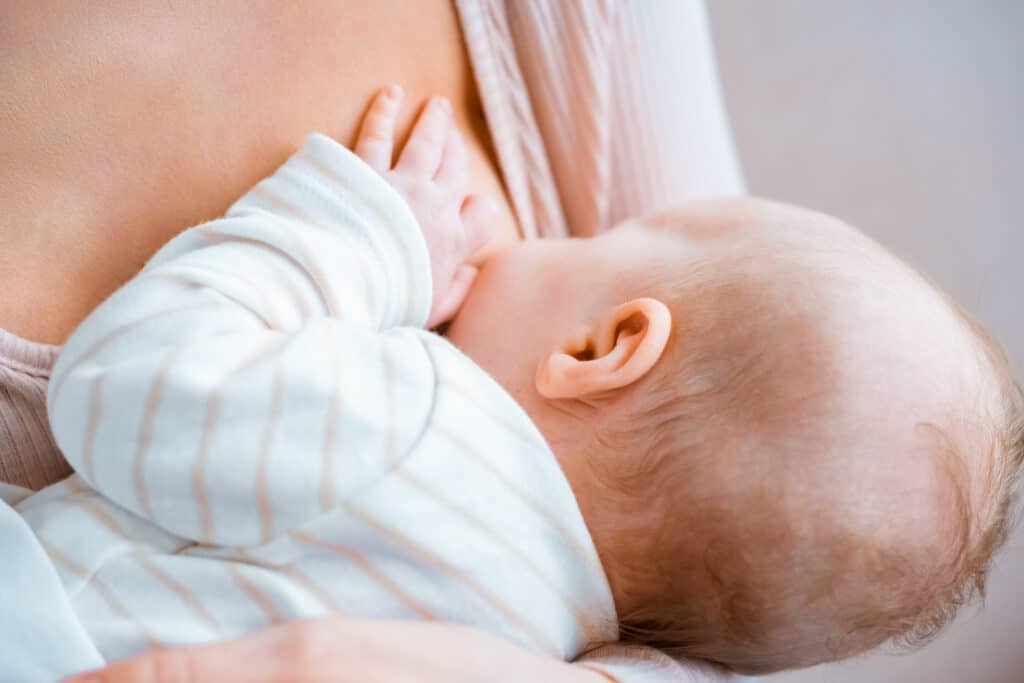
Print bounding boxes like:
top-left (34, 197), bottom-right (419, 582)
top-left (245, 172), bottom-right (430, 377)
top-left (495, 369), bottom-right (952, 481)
top-left (228, 133), bottom-right (433, 328)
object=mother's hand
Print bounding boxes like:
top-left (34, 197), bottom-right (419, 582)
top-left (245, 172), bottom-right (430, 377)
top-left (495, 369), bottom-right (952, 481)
top-left (65, 617), bottom-right (611, 683)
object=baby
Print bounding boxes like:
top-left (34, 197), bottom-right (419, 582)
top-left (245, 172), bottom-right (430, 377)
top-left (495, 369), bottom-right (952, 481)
top-left (27, 86), bottom-right (1023, 675)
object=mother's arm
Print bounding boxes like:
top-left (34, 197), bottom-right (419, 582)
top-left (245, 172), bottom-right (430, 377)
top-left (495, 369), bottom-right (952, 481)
top-left (69, 618), bottom-right (736, 683)
top-left (66, 618), bottom-right (611, 683)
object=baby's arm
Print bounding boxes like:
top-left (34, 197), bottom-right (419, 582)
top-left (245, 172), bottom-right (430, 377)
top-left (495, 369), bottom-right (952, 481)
top-left (48, 88), bottom-right (489, 547)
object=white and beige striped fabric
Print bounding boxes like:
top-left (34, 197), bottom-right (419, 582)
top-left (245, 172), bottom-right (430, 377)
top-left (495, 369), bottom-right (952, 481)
top-left (20, 134), bottom-right (617, 663)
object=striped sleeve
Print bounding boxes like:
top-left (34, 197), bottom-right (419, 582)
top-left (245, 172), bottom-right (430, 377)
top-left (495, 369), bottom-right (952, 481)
top-left (47, 134), bottom-right (437, 547)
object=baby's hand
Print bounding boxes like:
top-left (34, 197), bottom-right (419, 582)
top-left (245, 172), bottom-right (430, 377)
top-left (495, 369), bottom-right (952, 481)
top-left (355, 85), bottom-right (497, 329)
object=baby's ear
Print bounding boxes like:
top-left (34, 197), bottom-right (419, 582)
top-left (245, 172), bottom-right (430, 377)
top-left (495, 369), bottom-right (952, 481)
top-left (536, 298), bottom-right (672, 399)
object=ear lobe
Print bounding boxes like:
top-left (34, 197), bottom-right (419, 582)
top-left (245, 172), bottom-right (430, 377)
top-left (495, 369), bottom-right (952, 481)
top-left (536, 298), bottom-right (672, 399)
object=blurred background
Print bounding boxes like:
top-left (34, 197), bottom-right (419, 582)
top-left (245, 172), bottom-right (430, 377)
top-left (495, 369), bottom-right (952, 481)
top-left (706, 2), bottom-right (1022, 681)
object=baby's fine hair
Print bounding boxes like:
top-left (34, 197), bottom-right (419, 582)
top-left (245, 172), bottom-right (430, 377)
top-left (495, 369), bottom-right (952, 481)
top-left (595, 234), bottom-right (1024, 674)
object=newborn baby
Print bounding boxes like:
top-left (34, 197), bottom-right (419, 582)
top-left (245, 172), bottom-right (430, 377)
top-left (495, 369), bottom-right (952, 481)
top-left (29, 87), bottom-right (1023, 675)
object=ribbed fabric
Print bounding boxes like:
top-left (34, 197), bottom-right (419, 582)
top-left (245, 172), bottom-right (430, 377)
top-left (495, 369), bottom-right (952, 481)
top-left (456, 0), bottom-right (567, 240)
top-left (0, 328), bottom-right (69, 489)
top-left (457, 0), bottom-right (745, 238)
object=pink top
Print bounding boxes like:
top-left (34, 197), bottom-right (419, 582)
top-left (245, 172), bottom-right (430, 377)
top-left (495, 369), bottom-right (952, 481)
top-left (0, 328), bottom-right (69, 489)
top-left (457, 0), bottom-right (743, 240)
top-left (1, 2), bottom-right (742, 679)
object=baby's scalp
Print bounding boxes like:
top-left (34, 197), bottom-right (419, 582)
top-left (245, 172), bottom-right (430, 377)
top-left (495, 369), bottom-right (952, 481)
top-left (597, 200), bottom-right (1023, 673)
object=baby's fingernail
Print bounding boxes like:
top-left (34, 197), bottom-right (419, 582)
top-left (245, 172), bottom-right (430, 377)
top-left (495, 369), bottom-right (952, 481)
top-left (384, 84), bottom-right (403, 99)
top-left (435, 96), bottom-right (451, 113)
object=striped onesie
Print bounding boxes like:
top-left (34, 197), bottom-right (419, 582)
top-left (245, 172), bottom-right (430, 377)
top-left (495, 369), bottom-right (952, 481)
top-left (19, 134), bottom-right (618, 663)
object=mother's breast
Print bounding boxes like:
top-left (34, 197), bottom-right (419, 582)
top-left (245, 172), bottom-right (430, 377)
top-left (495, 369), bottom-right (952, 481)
top-left (0, 0), bottom-right (520, 344)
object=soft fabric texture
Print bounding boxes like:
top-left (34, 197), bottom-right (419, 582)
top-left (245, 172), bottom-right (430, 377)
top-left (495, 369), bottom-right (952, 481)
top-left (0, 329), bottom-right (69, 489)
top-left (26, 135), bottom-right (618, 663)
top-left (456, 0), bottom-right (744, 240)
top-left (0, 483), bottom-right (104, 681)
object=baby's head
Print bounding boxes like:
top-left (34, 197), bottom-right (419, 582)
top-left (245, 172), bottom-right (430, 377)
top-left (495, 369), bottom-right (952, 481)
top-left (447, 198), bottom-right (1024, 673)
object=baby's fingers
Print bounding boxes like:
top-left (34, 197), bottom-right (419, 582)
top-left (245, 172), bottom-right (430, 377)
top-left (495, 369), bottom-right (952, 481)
top-left (355, 85), bottom-right (403, 172)
top-left (435, 124), bottom-right (468, 190)
top-left (396, 97), bottom-right (451, 177)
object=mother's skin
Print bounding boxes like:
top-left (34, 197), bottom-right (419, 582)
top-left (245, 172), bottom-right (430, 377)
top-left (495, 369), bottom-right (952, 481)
top-left (1, 0), bottom-right (518, 346)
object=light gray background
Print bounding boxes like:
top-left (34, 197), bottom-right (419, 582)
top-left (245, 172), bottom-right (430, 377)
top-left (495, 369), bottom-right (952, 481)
top-left (707, 2), bottom-right (1023, 682)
